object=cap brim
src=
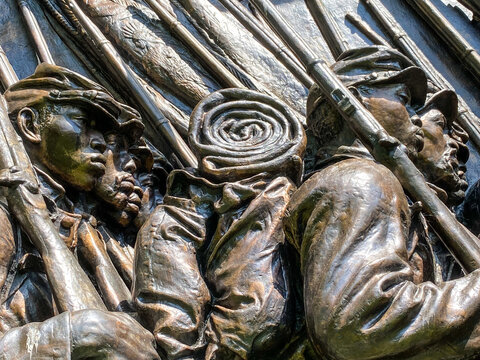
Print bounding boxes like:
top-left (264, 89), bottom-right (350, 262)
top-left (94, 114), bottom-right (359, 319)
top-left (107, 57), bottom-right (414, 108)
top-left (418, 89), bottom-right (458, 127)
top-left (370, 66), bottom-right (427, 107)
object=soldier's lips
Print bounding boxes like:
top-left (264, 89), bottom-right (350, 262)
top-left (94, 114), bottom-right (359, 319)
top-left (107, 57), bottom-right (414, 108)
top-left (415, 129), bottom-right (425, 151)
top-left (89, 155), bottom-right (107, 173)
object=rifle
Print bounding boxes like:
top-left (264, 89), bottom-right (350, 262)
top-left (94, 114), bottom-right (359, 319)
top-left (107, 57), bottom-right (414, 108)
top-left (17, 0), bottom-right (55, 64)
top-left (345, 12), bottom-right (390, 47)
top-left (249, 0), bottom-right (480, 273)
top-left (304, 0), bottom-right (348, 59)
top-left (144, 0), bottom-right (246, 90)
top-left (14, 0), bottom-right (141, 312)
top-left (363, 0), bottom-right (480, 153)
top-left (0, 45), bottom-right (106, 312)
top-left (67, 0), bottom-right (198, 168)
top-left (215, 0), bottom-right (313, 88)
top-left (407, 0), bottom-right (480, 85)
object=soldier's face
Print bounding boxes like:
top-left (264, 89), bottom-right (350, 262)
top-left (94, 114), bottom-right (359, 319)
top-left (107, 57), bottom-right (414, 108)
top-left (94, 132), bottom-right (143, 227)
top-left (416, 107), bottom-right (468, 206)
top-left (38, 105), bottom-right (108, 191)
top-left (359, 83), bottom-right (425, 157)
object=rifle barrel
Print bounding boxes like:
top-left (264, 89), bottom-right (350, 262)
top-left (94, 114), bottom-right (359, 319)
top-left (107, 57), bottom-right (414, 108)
top-left (17, 0), bottom-right (55, 64)
top-left (363, 0), bottom-right (480, 152)
top-left (0, 48), bottom-right (18, 90)
top-left (407, 0), bottom-right (480, 85)
top-left (304, 0), bottom-right (349, 59)
top-left (68, 0), bottom-right (198, 168)
top-left (216, 0), bottom-right (313, 88)
top-left (249, 0), bottom-right (480, 273)
top-left (0, 46), bottom-right (105, 312)
top-left (144, 0), bottom-right (245, 89)
top-left (345, 12), bottom-right (390, 47)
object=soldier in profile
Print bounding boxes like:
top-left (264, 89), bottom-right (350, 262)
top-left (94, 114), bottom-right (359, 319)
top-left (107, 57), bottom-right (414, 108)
top-left (0, 63), bottom-right (158, 359)
top-left (284, 45), bottom-right (480, 360)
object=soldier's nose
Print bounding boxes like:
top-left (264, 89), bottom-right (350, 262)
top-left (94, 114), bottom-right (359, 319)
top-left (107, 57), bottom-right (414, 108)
top-left (123, 158), bottom-right (137, 174)
top-left (411, 115), bottom-right (422, 128)
top-left (90, 136), bottom-right (107, 154)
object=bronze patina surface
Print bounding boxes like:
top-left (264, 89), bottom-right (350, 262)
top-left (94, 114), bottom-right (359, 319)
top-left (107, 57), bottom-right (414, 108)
top-left (0, 1), bottom-right (480, 359)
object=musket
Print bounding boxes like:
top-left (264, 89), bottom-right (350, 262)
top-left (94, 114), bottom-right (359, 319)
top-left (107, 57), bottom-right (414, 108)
top-left (0, 45), bottom-right (106, 312)
top-left (249, 0), bottom-right (480, 273)
top-left (144, 0), bottom-right (245, 89)
top-left (14, 1), bottom-right (144, 311)
top-left (407, 0), bottom-right (480, 85)
top-left (458, 0), bottom-right (480, 20)
top-left (0, 49), bottom-right (18, 91)
top-left (67, 0), bottom-right (198, 168)
top-left (39, 3), bottom-right (190, 137)
top-left (345, 12), bottom-right (390, 47)
top-left (304, 0), bottom-right (349, 59)
top-left (214, 0), bottom-right (313, 88)
top-left (17, 0), bottom-right (55, 64)
top-left (363, 0), bottom-right (480, 153)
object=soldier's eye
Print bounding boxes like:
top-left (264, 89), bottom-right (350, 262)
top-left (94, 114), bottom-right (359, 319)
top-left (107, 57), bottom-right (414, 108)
top-left (435, 115), bottom-right (446, 128)
top-left (104, 133), bottom-right (116, 145)
top-left (399, 93), bottom-right (410, 105)
top-left (397, 87), bottom-right (411, 105)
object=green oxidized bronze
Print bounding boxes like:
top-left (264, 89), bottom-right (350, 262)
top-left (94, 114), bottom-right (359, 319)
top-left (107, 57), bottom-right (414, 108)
top-left (0, 0), bottom-right (480, 359)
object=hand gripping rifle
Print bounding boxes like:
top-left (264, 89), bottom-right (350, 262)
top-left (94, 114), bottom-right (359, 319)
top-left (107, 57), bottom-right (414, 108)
top-left (362, 0), bottom-right (480, 153)
top-left (0, 46), bottom-right (105, 312)
top-left (248, 0), bottom-right (480, 273)
top-left (13, 0), bottom-right (135, 312)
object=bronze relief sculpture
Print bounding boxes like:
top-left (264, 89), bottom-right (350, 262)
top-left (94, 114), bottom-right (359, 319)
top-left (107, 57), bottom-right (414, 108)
top-left (1, 0), bottom-right (480, 359)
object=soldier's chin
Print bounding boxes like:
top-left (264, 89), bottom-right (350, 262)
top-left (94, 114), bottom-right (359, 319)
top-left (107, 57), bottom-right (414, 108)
top-left (449, 189), bottom-right (466, 207)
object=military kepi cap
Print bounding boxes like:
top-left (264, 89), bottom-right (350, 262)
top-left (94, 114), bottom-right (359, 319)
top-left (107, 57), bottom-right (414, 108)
top-left (308, 45), bottom-right (428, 118)
top-left (4, 63), bottom-right (144, 137)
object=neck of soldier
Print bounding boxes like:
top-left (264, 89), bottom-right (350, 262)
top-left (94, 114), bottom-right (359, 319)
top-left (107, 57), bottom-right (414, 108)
top-left (315, 125), bottom-right (358, 161)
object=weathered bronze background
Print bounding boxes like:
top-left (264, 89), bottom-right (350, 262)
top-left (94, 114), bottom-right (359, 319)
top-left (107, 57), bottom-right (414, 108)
top-left (0, 0), bottom-right (480, 359)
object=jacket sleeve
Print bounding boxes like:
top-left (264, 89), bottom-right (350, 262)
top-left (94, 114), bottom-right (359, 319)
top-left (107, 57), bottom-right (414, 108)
top-left (284, 158), bottom-right (480, 360)
top-left (0, 311), bottom-right (71, 360)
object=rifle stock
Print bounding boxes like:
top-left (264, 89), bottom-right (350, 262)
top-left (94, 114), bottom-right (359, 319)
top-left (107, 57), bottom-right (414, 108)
top-left (249, 0), bottom-right (480, 273)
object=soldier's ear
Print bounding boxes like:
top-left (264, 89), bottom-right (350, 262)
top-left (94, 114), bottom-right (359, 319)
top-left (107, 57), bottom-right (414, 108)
top-left (17, 107), bottom-right (41, 144)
